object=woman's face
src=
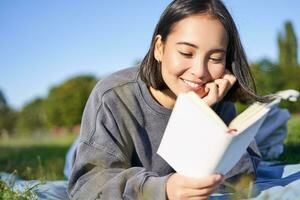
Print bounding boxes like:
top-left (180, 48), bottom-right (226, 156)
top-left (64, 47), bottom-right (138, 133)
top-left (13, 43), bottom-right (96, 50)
top-left (153, 14), bottom-right (228, 107)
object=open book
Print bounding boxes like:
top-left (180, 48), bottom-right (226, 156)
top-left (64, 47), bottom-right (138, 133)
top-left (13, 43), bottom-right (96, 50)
top-left (157, 91), bottom-right (274, 178)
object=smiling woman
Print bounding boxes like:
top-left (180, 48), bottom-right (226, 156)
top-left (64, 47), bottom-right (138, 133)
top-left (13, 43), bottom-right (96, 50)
top-left (150, 14), bottom-right (230, 108)
top-left (68, 0), bottom-right (269, 200)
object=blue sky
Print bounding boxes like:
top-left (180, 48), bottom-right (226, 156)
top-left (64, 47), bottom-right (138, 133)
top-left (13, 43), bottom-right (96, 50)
top-left (0, 0), bottom-right (299, 109)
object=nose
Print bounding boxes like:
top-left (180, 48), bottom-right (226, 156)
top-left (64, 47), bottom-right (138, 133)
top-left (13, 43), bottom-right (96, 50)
top-left (190, 59), bottom-right (209, 81)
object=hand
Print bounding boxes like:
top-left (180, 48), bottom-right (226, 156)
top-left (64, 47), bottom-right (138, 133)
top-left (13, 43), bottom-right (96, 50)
top-left (166, 173), bottom-right (224, 200)
top-left (201, 70), bottom-right (236, 107)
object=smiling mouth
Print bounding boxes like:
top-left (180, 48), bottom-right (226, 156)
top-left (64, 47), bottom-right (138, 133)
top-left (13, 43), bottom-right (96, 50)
top-left (182, 79), bottom-right (203, 89)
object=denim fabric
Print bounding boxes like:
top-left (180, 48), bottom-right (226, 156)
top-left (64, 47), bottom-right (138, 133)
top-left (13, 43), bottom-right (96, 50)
top-left (64, 137), bottom-right (80, 179)
top-left (255, 106), bottom-right (290, 160)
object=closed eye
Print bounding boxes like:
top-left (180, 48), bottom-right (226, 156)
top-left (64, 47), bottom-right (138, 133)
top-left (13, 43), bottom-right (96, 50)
top-left (179, 52), bottom-right (193, 58)
top-left (210, 57), bottom-right (224, 62)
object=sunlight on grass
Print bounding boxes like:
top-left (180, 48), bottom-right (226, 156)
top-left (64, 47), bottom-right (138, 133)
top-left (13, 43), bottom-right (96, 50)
top-left (285, 114), bottom-right (300, 144)
top-left (0, 133), bottom-right (77, 180)
top-left (0, 133), bottom-right (76, 147)
top-left (278, 114), bottom-right (300, 163)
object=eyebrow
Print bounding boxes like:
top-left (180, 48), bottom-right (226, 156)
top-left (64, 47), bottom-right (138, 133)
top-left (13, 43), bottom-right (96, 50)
top-left (176, 41), bottom-right (226, 53)
top-left (176, 41), bottom-right (198, 48)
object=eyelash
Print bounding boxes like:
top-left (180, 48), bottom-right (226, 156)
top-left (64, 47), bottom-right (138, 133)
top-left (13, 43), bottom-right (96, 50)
top-left (210, 58), bottom-right (224, 62)
top-left (179, 52), bottom-right (193, 58)
top-left (179, 51), bottom-right (224, 62)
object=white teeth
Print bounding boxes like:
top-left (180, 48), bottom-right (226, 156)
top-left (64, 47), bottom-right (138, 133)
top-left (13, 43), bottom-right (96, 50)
top-left (183, 80), bottom-right (200, 88)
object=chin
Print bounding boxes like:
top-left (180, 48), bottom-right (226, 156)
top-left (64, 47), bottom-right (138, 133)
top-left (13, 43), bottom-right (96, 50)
top-left (181, 86), bottom-right (207, 98)
top-left (195, 87), bottom-right (207, 98)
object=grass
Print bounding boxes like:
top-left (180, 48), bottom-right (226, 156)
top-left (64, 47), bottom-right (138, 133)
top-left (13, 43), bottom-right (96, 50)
top-left (0, 133), bottom-right (77, 181)
top-left (0, 133), bottom-right (76, 199)
top-left (0, 180), bottom-right (38, 200)
top-left (278, 113), bottom-right (300, 163)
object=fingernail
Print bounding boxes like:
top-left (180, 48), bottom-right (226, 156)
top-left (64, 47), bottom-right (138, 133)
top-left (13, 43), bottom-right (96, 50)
top-left (227, 128), bottom-right (237, 135)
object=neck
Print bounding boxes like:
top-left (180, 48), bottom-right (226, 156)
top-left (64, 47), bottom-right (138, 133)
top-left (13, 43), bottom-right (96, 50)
top-left (149, 87), bottom-right (176, 109)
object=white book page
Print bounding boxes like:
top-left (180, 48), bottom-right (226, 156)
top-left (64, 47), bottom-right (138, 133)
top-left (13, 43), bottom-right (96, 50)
top-left (228, 103), bottom-right (265, 129)
top-left (157, 93), bottom-right (232, 178)
top-left (216, 112), bottom-right (268, 174)
top-left (187, 92), bottom-right (228, 130)
top-left (229, 105), bottom-right (270, 133)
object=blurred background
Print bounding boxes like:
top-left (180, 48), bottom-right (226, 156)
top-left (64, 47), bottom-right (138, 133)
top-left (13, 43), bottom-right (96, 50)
top-left (0, 0), bottom-right (299, 183)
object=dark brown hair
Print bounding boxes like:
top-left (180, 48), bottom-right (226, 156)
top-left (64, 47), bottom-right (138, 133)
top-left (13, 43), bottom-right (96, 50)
top-left (139, 0), bottom-right (271, 103)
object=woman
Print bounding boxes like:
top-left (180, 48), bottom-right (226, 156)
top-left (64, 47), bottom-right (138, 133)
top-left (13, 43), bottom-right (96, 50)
top-left (68, 0), bottom-right (267, 199)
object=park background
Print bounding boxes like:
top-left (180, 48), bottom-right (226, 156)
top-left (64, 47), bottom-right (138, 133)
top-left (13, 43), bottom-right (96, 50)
top-left (0, 0), bottom-right (300, 198)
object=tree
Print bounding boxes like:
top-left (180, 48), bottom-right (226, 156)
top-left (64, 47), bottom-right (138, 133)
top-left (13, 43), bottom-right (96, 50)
top-left (0, 89), bottom-right (16, 135)
top-left (277, 21), bottom-right (300, 112)
top-left (251, 59), bottom-right (282, 95)
top-left (0, 89), bottom-right (7, 109)
top-left (16, 98), bottom-right (47, 135)
top-left (44, 75), bottom-right (98, 128)
top-left (278, 21), bottom-right (298, 69)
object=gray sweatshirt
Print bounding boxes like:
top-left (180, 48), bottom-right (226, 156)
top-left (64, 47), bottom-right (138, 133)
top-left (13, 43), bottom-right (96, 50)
top-left (68, 67), bottom-right (259, 200)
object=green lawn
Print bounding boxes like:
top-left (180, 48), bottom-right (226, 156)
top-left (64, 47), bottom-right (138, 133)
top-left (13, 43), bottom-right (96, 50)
top-left (0, 133), bottom-right (77, 181)
top-left (278, 113), bottom-right (300, 163)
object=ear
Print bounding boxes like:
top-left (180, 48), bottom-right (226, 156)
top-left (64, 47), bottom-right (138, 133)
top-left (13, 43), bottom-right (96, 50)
top-left (154, 35), bottom-right (164, 62)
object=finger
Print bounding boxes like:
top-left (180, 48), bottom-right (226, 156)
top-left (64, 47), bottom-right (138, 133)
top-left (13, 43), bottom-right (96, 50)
top-left (214, 79), bottom-right (229, 97)
top-left (184, 186), bottom-right (218, 197)
top-left (189, 197), bottom-right (208, 200)
top-left (196, 86), bottom-right (209, 98)
top-left (201, 82), bottom-right (219, 106)
top-left (183, 174), bottom-right (223, 189)
top-left (227, 128), bottom-right (237, 135)
top-left (214, 78), bottom-right (234, 100)
top-left (222, 70), bottom-right (237, 86)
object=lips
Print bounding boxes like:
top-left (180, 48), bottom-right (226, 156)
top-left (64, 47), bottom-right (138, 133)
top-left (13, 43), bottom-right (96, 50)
top-left (181, 78), bottom-right (208, 97)
top-left (182, 79), bottom-right (202, 89)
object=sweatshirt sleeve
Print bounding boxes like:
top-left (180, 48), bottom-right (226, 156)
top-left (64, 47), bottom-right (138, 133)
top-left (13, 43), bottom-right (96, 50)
top-left (68, 142), bottom-right (170, 200)
top-left (68, 89), bottom-right (170, 200)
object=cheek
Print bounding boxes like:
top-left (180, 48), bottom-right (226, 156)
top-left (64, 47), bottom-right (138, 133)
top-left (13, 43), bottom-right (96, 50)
top-left (209, 64), bottom-right (225, 79)
top-left (163, 50), bottom-right (190, 76)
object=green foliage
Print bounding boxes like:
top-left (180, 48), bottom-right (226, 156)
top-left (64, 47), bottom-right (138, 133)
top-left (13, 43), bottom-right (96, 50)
top-left (16, 98), bottom-right (47, 136)
top-left (278, 21), bottom-right (298, 68)
top-left (0, 179), bottom-right (38, 200)
top-left (0, 107), bottom-right (17, 135)
top-left (0, 89), bottom-right (7, 108)
top-left (277, 21), bottom-right (300, 112)
top-left (235, 102), bottom-right (248, 114)
top-left (251, 59), bottom-right (282, 95)
top-left (252, 60), bottom-right (300, 112)
top-left (43, 75), bottom-right (97, 128)
top-left (2, 75), bottom-right (98, 136)
top-left (0, 90), bottom-right (17, 135)
top-left (251, 21), bottom-right (300, 113)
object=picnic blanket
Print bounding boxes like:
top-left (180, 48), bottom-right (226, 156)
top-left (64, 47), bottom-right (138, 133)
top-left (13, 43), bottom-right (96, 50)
top-left (2, 162), bottom-right (300, 200)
